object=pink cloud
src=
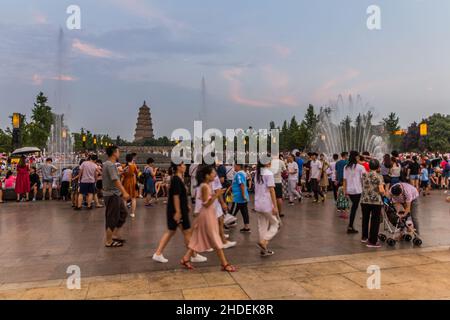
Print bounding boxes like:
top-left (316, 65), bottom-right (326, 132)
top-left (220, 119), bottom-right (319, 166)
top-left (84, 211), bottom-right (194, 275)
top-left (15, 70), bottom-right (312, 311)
top-left (272, 44), bottom-right (292, 58)
top-left (223, 67), bottom-right (300, 108)
top-left (32, 12), bottom-right (47, 24)
top-left (72, 39), bottom-right (117, 58)
top-left (223, 68), bottom-right (273, 108)
top-left (32, 74), bottom-right (77, 85)
top-left (313, 68), bottom-right (361, 102)
top-left (32, 74), bottom-right (43, 85)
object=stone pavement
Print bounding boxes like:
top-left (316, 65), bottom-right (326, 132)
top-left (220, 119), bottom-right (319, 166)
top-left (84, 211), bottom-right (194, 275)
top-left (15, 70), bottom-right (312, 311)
top-left (1, 191), bottom-right (449, 285)
top-left (1, 246), bottom-right (450, 300)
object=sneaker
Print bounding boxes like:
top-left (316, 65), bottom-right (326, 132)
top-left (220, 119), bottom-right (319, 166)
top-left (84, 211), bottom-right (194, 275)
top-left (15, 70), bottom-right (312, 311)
top-left (32, 198), bottom-right (36, 202)
top-left (225, 221), bottom-right (237, 228)
top-left (206, 248), bottom-right (214, 252)
top-left (288, 202), bottom-right (295, 206)
top-left (223, 241), bottom-right (237, 249)
top-left (130, 213), bottom-right (136, 218)
top-left (224, 234), bottom-right (230, 239)
top-left (260, 250), bottom-right (275, 257)
top-left (347, 228), bottom-right (359, 234)
top-left (152, 253), bottom-right (168, 263)
top-left (361, 238), bottom-right (368, 243)
top-left (240, 228), bottom-right (251, 233)
top-left (224, 213), bottom-right (237, 225)
top-left (366, 242), bottom-right (382, 248)
top-left (190, 254), bottom-right (207, 263)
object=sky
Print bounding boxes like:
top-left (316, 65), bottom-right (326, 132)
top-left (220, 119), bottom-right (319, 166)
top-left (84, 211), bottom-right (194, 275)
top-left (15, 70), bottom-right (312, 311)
top-left (0, 0), bottom-right (449, 140)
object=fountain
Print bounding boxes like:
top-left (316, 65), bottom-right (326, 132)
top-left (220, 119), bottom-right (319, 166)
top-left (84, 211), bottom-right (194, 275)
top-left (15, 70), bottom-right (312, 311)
top-left (46, 114), bottom-right (74, 172)
top-left (314, 94), bottom-right (388, 159)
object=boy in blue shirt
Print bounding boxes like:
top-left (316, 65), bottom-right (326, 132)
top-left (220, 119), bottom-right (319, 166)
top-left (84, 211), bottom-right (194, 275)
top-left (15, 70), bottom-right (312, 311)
top-left (230, 163), bottom-right (251, 233)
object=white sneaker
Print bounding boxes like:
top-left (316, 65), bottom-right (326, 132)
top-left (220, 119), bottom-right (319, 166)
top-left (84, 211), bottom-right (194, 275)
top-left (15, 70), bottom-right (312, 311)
top-left (152, 253), bottom-right (168, 263)
top-left (223, 241), bottom-right (237, 249)
top-left (224, 213), bottom-right (237, 224)
top-left (130, 213), bottom-right (135, 218)
top-left (225, 234), bottom-right (230, 239)
top-left (206, 248), bottom-right (214, 252)
top-left (190, 254), bottom-right (208, 263)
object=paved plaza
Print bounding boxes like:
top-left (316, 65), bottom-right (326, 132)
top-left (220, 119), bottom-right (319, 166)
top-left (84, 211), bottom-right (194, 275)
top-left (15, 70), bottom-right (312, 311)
top-left (0, 192), bottom-right (449, 299)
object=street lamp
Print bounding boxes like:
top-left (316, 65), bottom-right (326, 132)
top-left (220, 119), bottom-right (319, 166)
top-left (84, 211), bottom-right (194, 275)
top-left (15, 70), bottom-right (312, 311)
top-left (420, 123), bottom-right (428, 137)
top-left (82, 134), bottom-right (87, 150)
top-left (12, 113), bottom-right (21, 150)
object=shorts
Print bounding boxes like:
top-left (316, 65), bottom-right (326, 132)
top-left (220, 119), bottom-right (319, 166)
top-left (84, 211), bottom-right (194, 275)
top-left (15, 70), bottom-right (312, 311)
top-left (104, 195), bottom-right (127, 230)
top-left (43, 178), bottom-right (53, 184)
top-left (410, 175), bottom-right (419, 180)
top-left (275, 183), bottom-right (283, 199)
top-left (79, 182), bottom-right (95, 195)
top-left (420, 180), bottom-right (429, 188)
top-left (96, 180), bottom-right (103, 190)
top-left (167, 209), bottom-right (191, 231)
top-left (382, 175), bottom-right (391, 184)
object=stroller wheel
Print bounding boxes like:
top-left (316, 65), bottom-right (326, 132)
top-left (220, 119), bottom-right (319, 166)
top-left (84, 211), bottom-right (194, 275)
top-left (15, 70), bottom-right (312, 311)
top-left (403, 234), bottom-right (412, 242)
top-left (378, 234), bottom-right (387, 242)
top-left (413, 238), bottom-right (423, 246)
top-left (387, 238), bottom-right (396, 247)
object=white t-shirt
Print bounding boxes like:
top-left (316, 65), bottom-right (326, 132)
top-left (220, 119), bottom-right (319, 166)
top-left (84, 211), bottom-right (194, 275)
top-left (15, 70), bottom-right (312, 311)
top-left (211, 176), bottom-right (224, 218)
top-left (287, 162), bottom-right (299, 181)
top-left (343, 164), bottom-right (365, 195)
top-left (310, 160), bottom-right (323, 180)
top-left (61, 169), bottom-right (72, 182)
top-left (254, 168), bottom-right (275, 213)
top-left (270, 158), bottom-right (286, 184)
top-left (330, 161), bottom-right (337, 182)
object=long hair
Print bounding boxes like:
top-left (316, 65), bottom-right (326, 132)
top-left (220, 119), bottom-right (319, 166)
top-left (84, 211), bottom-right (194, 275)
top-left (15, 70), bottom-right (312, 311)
top-left (196, 165), bottom-right (214, 186)
top-left (346, 151), bottom-right (359, 169)
top-left (18, 156), bottom-right (26, 168)
top-left (383, 154), bottom-right (392, 168)
top-left (255, 161), bottom-right (265, 184)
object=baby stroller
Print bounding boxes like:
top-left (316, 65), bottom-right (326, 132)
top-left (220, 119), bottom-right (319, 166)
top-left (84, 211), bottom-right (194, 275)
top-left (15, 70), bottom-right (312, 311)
top-left (378, 197), bottom-right (422, 247)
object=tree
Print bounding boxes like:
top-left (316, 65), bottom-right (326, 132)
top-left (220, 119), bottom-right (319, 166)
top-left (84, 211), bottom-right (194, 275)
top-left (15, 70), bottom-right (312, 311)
top-left (422, 113), bottom-right (450, 152)
top-left (402, 122), bottom-right (420, 151)
top-left (302, 104), bottom-right (319, 149)
top-left (382, 112), bottom-right (401, 150)
top-left (27, 92), bottom-right (53, 149)
top-left (0, 129), bottom-right (12, 153)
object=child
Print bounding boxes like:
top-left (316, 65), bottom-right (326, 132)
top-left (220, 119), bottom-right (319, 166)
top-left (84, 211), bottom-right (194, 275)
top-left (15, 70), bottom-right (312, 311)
top-left (29, 167), bottom-right (41, 201)
top-left (336, 185), bottom-right (349, 219)
top-left (419, 164), bottom-right (430, 196)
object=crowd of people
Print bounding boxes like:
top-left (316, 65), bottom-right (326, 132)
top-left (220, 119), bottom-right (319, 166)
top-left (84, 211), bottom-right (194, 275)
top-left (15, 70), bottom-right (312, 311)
top-left (1, 147), bottom-right (449, 271)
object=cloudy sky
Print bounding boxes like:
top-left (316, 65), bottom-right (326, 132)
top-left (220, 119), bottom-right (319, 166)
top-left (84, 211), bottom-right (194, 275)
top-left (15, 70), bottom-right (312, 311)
top-left (1, 0), bottom-right (449, 140)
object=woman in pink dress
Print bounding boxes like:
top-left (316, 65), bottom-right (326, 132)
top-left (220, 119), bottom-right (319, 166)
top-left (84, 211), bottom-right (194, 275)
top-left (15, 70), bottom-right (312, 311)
top-left (181, 166), bottom-right (237, 272)
top-left (15, 156), bottom-right (30, 201)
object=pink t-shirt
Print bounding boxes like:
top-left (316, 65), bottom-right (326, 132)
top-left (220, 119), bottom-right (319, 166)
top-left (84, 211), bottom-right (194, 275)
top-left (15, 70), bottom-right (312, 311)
top-left (80, 161), bottom-right (98, 183)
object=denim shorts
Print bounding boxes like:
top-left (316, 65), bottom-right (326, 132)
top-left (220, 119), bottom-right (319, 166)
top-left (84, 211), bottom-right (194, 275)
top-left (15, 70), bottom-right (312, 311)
top-left (410, 175), bottom-right (419, 180)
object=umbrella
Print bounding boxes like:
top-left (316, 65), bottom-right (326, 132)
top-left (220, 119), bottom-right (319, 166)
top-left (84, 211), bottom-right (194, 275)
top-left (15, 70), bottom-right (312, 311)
top-left (11, 147), bottom-right (41, 155)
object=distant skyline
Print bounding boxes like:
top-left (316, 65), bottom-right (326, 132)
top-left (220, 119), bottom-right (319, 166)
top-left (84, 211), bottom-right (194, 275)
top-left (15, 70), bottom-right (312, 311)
top-left (1, 0), bottom-right (449, 140)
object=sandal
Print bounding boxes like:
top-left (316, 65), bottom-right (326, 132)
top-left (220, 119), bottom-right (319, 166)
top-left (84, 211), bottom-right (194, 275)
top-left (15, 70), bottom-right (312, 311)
top-left (221, 264), bottom-right (237, 272)
top-left (105, 240), bottom-right (123, 248)
top-left (180, 259), bottom-right (194, 270)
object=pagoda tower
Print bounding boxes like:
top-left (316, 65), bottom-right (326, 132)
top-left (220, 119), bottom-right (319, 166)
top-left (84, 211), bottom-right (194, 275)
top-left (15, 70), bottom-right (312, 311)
top-left (134, 101), bottom-right (154, 142)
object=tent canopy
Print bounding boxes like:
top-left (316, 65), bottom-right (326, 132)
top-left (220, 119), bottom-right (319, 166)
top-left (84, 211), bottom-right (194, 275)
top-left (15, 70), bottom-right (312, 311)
top-left (11, 147), bottom-right (41, 156)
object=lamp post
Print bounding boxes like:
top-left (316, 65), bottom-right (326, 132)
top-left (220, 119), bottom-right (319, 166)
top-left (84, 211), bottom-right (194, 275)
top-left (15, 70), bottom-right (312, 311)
top-left (82, 133), bottom-right (87, 151)
top-left (419, 123), bottom-right (428, 137)
top-left (12, 113), bottom-right (21, 150)
top-left (93, 136), bottom-right (97, 152)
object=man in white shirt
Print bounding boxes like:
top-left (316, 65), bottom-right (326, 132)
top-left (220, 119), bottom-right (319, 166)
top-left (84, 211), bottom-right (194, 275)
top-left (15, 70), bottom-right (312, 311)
top-left (270, 154), bottom-right (287, 216)
top-left (286, 155), bottom-right (302, 205)
top-left (309, 153), bottom-right (324, 202)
